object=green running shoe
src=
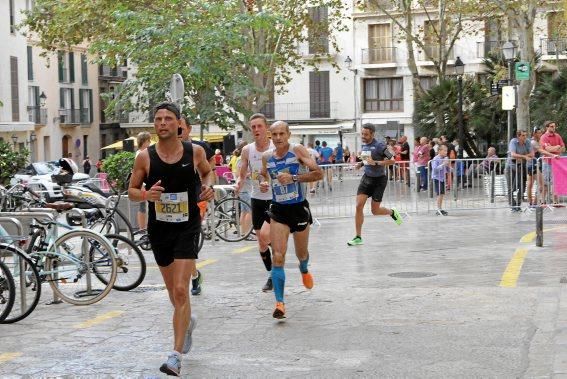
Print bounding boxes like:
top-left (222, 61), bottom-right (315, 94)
top-left (391, 207), bottom-right (403, 225)
top-left (347, 236), bottom-right (363, 246)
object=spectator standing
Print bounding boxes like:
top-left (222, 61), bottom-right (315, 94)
top-left (539, 121), bottom-right (565, 204)
top-left (431, 144), bottom-right (452, 215)
top-left (135, 131), bottom-right (152, 230)
top-left (213, 149), bottom-right (224, 166)
top-left (413, 137), bottom-right (430, 191)
top-left (306, 143), bottom-right (320, 194)
top-left (96, 159), bottom-right (103, 173)
top-left (82, 156), bottom-right (92, 175)
top-left (334, 142), bottom-right (345, 181)
top-left (399, 136), bottom-right (410, 186)
top-left (319, 141), bottom-right (335, 191)
top-left (506, 130), bottom-right (534, 212)
top-left (344, 146), bottom-right (351, 163)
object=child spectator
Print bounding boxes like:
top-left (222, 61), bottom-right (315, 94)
top-left (431, 144), bottom-right (452, 216)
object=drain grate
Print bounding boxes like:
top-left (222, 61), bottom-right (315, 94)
top-left (388, 272), bottom-right (437, 279)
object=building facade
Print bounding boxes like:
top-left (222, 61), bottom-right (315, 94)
top-left (1, 0), bottom-right (102, 168)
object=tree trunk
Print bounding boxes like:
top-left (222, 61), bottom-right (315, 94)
top-left (514, 7), bottom-right (536, 132)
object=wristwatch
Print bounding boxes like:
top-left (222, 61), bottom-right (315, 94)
top-left (292, 174), bottom-right (299, 182)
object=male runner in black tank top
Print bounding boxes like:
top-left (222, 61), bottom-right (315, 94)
top-left (128, 102), bottom-right (214, 377)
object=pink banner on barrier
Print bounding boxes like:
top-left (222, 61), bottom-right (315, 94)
top-left (552, 158), bottom-right (567, 196)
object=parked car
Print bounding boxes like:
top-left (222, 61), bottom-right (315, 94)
top-left (10, 161), bottom-right (90, 202)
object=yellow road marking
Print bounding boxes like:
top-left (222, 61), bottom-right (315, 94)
top-left (74, 310), bottom-right (124, 329)
top-left (196, 259), bottom-right (217, 268)
top-left (500, 249), bottom-right (529, 288)
top-left (520, 226), bottom-right (567, 243)
top-left (233, 245), bottom-right (256, 254)
top-left (0, 352), bottom-right (22, 363)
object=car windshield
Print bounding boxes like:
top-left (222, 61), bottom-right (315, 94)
top-left (33, 162), bottom-right (59, 175)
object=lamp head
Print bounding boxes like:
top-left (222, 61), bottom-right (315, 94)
top-left (39, 91), bottom-right (47, 107)
top-left (502, 41), bottom-right (516, 61)
top-left (454, 56), bottom-right (465, 76)
top-left (344, 55), bottom-right (353, 70)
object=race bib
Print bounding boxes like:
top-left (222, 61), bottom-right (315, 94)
top-left (360, 150), bottom-right (372, 165)
top-left (273, 180), bottom-right (299, 202)
top-left (155, 192), bottom-right (189, 223)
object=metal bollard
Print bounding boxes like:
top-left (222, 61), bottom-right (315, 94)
top-left (536, 206), bottom-right (543, 247)
top-left (490, 170), bottom-right (495, 203)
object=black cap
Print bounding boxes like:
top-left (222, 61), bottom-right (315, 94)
top-left (154, 102), bottom-right (181, 120)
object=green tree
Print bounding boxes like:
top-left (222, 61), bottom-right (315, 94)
top-left (414, 78), bottom-right (498, 156)
top-left (22, 0), bottom-right (348, 130)
top-left (101, 151), bottom-right (135, 192)
top-left (0, 141), bottom-right (30, 186)
top-left (530, 67), bottom-right (567, 142)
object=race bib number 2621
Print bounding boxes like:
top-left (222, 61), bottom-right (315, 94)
top-left (155, 192), bottom-right (189, 223)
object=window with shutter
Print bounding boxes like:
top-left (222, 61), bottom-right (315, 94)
top-left (27, 46), bottom-right (34, 81)
top-left (308, 6), bottom-right (329, 54)
top-left (363, 78), bottom-right (404, 112)
top-left (368, 24), bottom-right (392, 63)
top-left (309, 71), bottom-right (330, 118)
top-left (10, 57), bottom-right (20, 121)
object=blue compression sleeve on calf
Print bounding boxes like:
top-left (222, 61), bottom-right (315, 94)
top-left (299, 255), bottom-right (309, 274)
top-left (272, 266), bottom-right (285, 303)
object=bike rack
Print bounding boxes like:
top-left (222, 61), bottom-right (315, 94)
top-left (0, 210), bottom-right (62, 304)
top-left (0, 216), bottom-right (28, 314)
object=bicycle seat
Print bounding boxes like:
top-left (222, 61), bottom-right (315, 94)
top-left (44, 201), bottom-right (74, 212)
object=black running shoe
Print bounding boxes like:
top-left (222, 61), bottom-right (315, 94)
top-left (191, 270), bottom-right (202, 296)
top-left (262, 277), bottom-right (273, 292)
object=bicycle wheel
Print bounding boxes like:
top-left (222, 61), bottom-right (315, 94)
top-left (0, 261), bottom-right (16, 322)
top-left (0, 244), bottom-right (42, 323)
top-left (213, 197), bottom-right (253, 242)
top-left (197, 229), bottom-right (205, 253)
top-left (45, 229), bottom-right (117, 305)
top-left (97, 234), bottom-right (146, 291)
top-left (90, 215), bottom-right (120, 236)
top-left (113, 208), bottom-right (135, 240)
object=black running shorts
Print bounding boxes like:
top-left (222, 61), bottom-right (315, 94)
top-left (357, 174), bottom-right (388, 202)
top-left (148, 227), bottom-right (200, 267)
top-left (267, 200), bottom-right (313, 233)
top-left (251, 198), bottom-right (271, 230)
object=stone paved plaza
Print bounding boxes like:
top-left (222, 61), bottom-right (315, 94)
top-left (1, 208), bottom-right (567, 378)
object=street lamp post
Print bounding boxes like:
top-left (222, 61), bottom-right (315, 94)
top-left (455, 57), bottom-right (465, 159)
top-left (30, 131), bottom-right (37, 162)
top-left (11, 134), bottom-right (18, 149)
top-left (502, 41), bottom-right (516, 144)
top-left (345, 55), bottom-right (358, 153)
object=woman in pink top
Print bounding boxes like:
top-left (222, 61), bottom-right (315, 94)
top-left (413, 137), bottom-right (430, 191)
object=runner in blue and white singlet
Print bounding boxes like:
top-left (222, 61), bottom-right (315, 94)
top-left (259, 121), bottom-right (323, 319)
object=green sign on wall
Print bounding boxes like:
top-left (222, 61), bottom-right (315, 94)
top-left (515, 62), bottom-right (530, 81)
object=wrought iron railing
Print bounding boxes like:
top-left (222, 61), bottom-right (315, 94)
top-left (258, 102), bottom-right (338, 120)
top-left (27, 106), bottom-right (47, 125)
top-left (361, 47), bottom-right (397, 64)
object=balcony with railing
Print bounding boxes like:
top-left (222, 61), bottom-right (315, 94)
top-left (27, 106), bottom-right (47, 125)
top-left (476, 41), bottom-right (504, 58)
top-left (59, 109), bottom-right (90, 125)
top-left (259, 102), bottom-right (338, 121)
top-left (361, 47), bottom-right (397, 64)
top-left (540, 38), bottom-right (567, 56)
top-left (99, 65), bottom-right (127, 80)
top-left (418, 45), bottom-right (454, 61)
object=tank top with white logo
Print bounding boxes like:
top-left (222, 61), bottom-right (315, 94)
top-left (248, 140), bottom-right (274, 200)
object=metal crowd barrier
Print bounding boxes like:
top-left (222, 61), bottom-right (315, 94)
top-left (306, 156), bottom-right (567, 219)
